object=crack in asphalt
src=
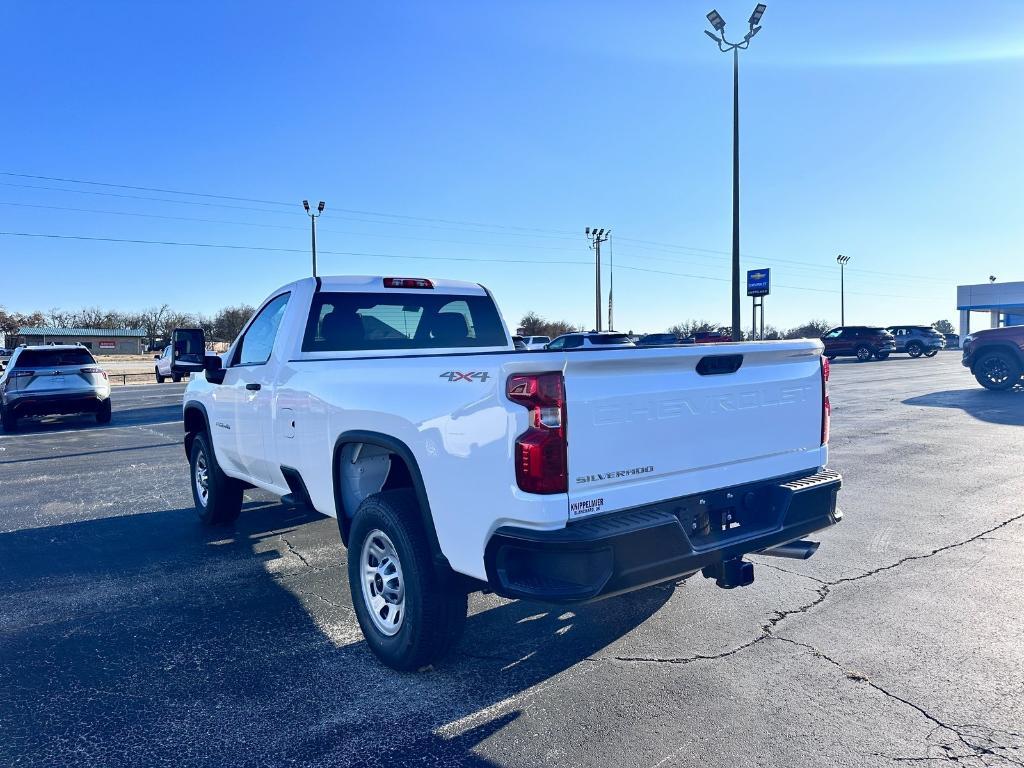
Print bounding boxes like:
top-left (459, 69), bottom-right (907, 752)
top-left (279, 533), bottom-right (313, 569)
top-left (600, 510), bottom-right (1024, 680)
top-left (777, 637), bottom-right (1024, 767)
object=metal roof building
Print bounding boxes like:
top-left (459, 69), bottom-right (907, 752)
top-left (15, 327), bottom-right (147, 355)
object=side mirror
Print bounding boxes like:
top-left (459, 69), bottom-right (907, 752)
top-left (203, 353), bottom-right (226, 385)
top-left (153, 355), bottom-right (161, 360)
top-left (171, 328), bottom-right (207, 374)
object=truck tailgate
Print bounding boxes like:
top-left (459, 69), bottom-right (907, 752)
top-left (563, 341), bottom-right (826, 519)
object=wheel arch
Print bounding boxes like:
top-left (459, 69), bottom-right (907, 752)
top-left (332, 430), bottom-right (449, 571)
top-left (183, 400), bottom-right (210, 460)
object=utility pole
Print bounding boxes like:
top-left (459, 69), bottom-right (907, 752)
top-left (836, 254), bottom-right (851, 325)
top-left (585, 227), bottom-right (610, 331)
top-left (303, 199), bottom-right (325, 277)
top-left (704, 4), bottom-right (767, 341)
top-left (607, 232), bottom-right (615, 331)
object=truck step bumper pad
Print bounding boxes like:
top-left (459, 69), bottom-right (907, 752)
top-left (484, 469), bottom-right (842, 603)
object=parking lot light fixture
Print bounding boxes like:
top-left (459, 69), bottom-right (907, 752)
top-left (303, 199), bottom-right (325, 277)
top-left (703, 4), bottom-right (767, 341)
top-left (837, 254), bottom-right (851, 326)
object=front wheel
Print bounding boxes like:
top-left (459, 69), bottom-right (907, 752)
top-left (189, 432), bottom-right (243, 525)
top-left (907, 342), bottom-right (923, 358)
top-left (95, 399), bottom-right (112, 424)
top-left (974, 352), bottom-right (1023, 391)
top-left (855, 345), bottom-right (873, 362)
top-left (155, 367), bottom-right (165, 384)
top-left (348, 489), bottom-right (467, 671)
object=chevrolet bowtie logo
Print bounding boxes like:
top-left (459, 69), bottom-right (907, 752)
top-left (750, 272), bottom-right (766, 280)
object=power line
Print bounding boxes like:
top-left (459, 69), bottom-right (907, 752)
top-left (0, 229), bottom-right (937, 299)
top-left (0, 170), bottom-right (962, 285)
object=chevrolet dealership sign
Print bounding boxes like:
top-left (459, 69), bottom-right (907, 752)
top-left (747, 269), bottom-right (770, 297)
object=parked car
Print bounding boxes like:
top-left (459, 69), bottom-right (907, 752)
top-left (886, 325), bottom-right (945, 358)
top-left (943, 333), bottom-right (960, 349)
top-left (681, 331), bottom-right (734, 344)
top-left (511, 335), bottom-right (527, 350)
top-left (637, 333), bottom-right (682, 346)
top-left (545, 331), bottom-right (635, 350)
top-left (171, 274), bottom-right (841, 670)
top-left (0, 348), bottom-right (12, 368)
top-left (961, 325), bottom-right (1024, 390)
top-left (154, 345), bottom-right (188, 383)
top-left (0, 344), bottom-right (111, 431)
top-left (821, 326), bottom-right (896, 362)
top-left (520, 335), bottom-right (550, 351)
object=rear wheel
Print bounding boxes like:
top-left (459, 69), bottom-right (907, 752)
top-left (974, 352), bottom-right (1022, 391)
top-left (155, 367), bottom-right (165, 384)
top-left (1, 404), bottom-right (17, 432)
top-left (907, 342), bottom-right (924, 358)
top-left (348, 489), bottom-right (467, 671)
top-left (189, 432), bottom-right (243, 525)
top-left (172, 372), bottom-right (182, 383)
top-left (855, 345), bottom-right (872, 362)
top-left (95, 399), bottom-right (112, 424)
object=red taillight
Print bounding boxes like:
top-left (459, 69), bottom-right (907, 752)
top-left (507, 372), bottom-right (568, 494)
top-left (383, 277), bottom-right (434, 289)
top-left (820, 355), bottom-right (831, 445)
top-left (81, 366), bottom-right (107, 379)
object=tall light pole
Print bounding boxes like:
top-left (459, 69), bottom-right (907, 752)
top-left (837, 254), bottom-right (851, 325)
top-left (303, 199), bottom-right (325, 277)
top-left (704, 4), bottom-right (766, 341)
top-left (585, 227), bottom-right (610, 331)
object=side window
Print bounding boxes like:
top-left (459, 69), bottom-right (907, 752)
top-left (235, 293), bottom-right (290, 366)
top-left (547, 338), bottom-right (565, 350)
top-left (824, 329), bottom-right (842, 339)
top-left (564, 336), bottom-right (584, 349)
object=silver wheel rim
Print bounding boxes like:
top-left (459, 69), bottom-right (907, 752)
top-left (194, 450), bottom-right (209, 507)
top-left (360, 529), bottom-right (406, 636)
top-left (858, 348), bottom-right (870, 361)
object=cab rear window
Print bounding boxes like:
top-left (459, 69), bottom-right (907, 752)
top-left (14, 349), bottom-right (96, 367)
top-left (302, 292), bottom-right (508, 352)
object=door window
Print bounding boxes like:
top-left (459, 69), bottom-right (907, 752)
top-left (824, 329), bottom-right (842, 339)
top-left (235, 293), bottom-right (290, 366)
top-left (547, 337), bottom-right (566, 350)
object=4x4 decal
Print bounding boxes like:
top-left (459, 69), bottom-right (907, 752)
top-left (439, 371), bottom-right (490, 383)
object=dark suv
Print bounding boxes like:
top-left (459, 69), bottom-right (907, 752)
top-left (821, 326), bottom-right (896, 362)
top-left (886, 325), bottom-right (945, 358)
top-left (961, 325), bottom-right (1024, 390)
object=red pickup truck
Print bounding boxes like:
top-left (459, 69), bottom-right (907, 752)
top-left (962, 326), bottom-right (1024, 390)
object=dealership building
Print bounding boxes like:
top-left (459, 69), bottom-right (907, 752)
top-left (957, 281), bottom-right (1024, 340)
top-left (14, 327), bottom-right (147, 355)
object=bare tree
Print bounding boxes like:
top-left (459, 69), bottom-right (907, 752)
top-left (213, 305), bottom-right (255, 343)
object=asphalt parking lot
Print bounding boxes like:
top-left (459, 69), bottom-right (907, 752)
top-left (2, 355), bottom-right (1022, 768)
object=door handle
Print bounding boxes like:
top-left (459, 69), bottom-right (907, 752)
top-left (245, 383), bottom-right (262, 391)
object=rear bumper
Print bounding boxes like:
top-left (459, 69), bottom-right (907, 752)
top-left (484, 468), bottom-right (842, 603)
top-left (5, 391), bottom-right (109, 417)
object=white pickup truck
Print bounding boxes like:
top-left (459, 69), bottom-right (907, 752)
top-left (172, 275), bottom-right (841, 670)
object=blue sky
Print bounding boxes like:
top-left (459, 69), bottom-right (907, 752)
top-left (1, 1), bottom-right (1022, 333)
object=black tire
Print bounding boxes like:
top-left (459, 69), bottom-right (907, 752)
top-left (1, 403), bottom-right (17, 432)
top-left (907, 342), bottom-right (923, 358)
top-left (924, 349), bottom-right (938, 357)
top-left (172, 372), bottom-right (182, 383)
top-left (95, 399), bottom-right (112, 424)
top-left (348, 489), bottom-right (467, 671)
top-left (974, 352), bottom-right (1023, 391)
top-left (155, 368), bottom-right (165, 384)
top-left (875, 351), bottom-right (890, 360)
top-left (855, 345), bottom-right (873, 362)
top-left (189, 432), bottom-right (243, 525)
